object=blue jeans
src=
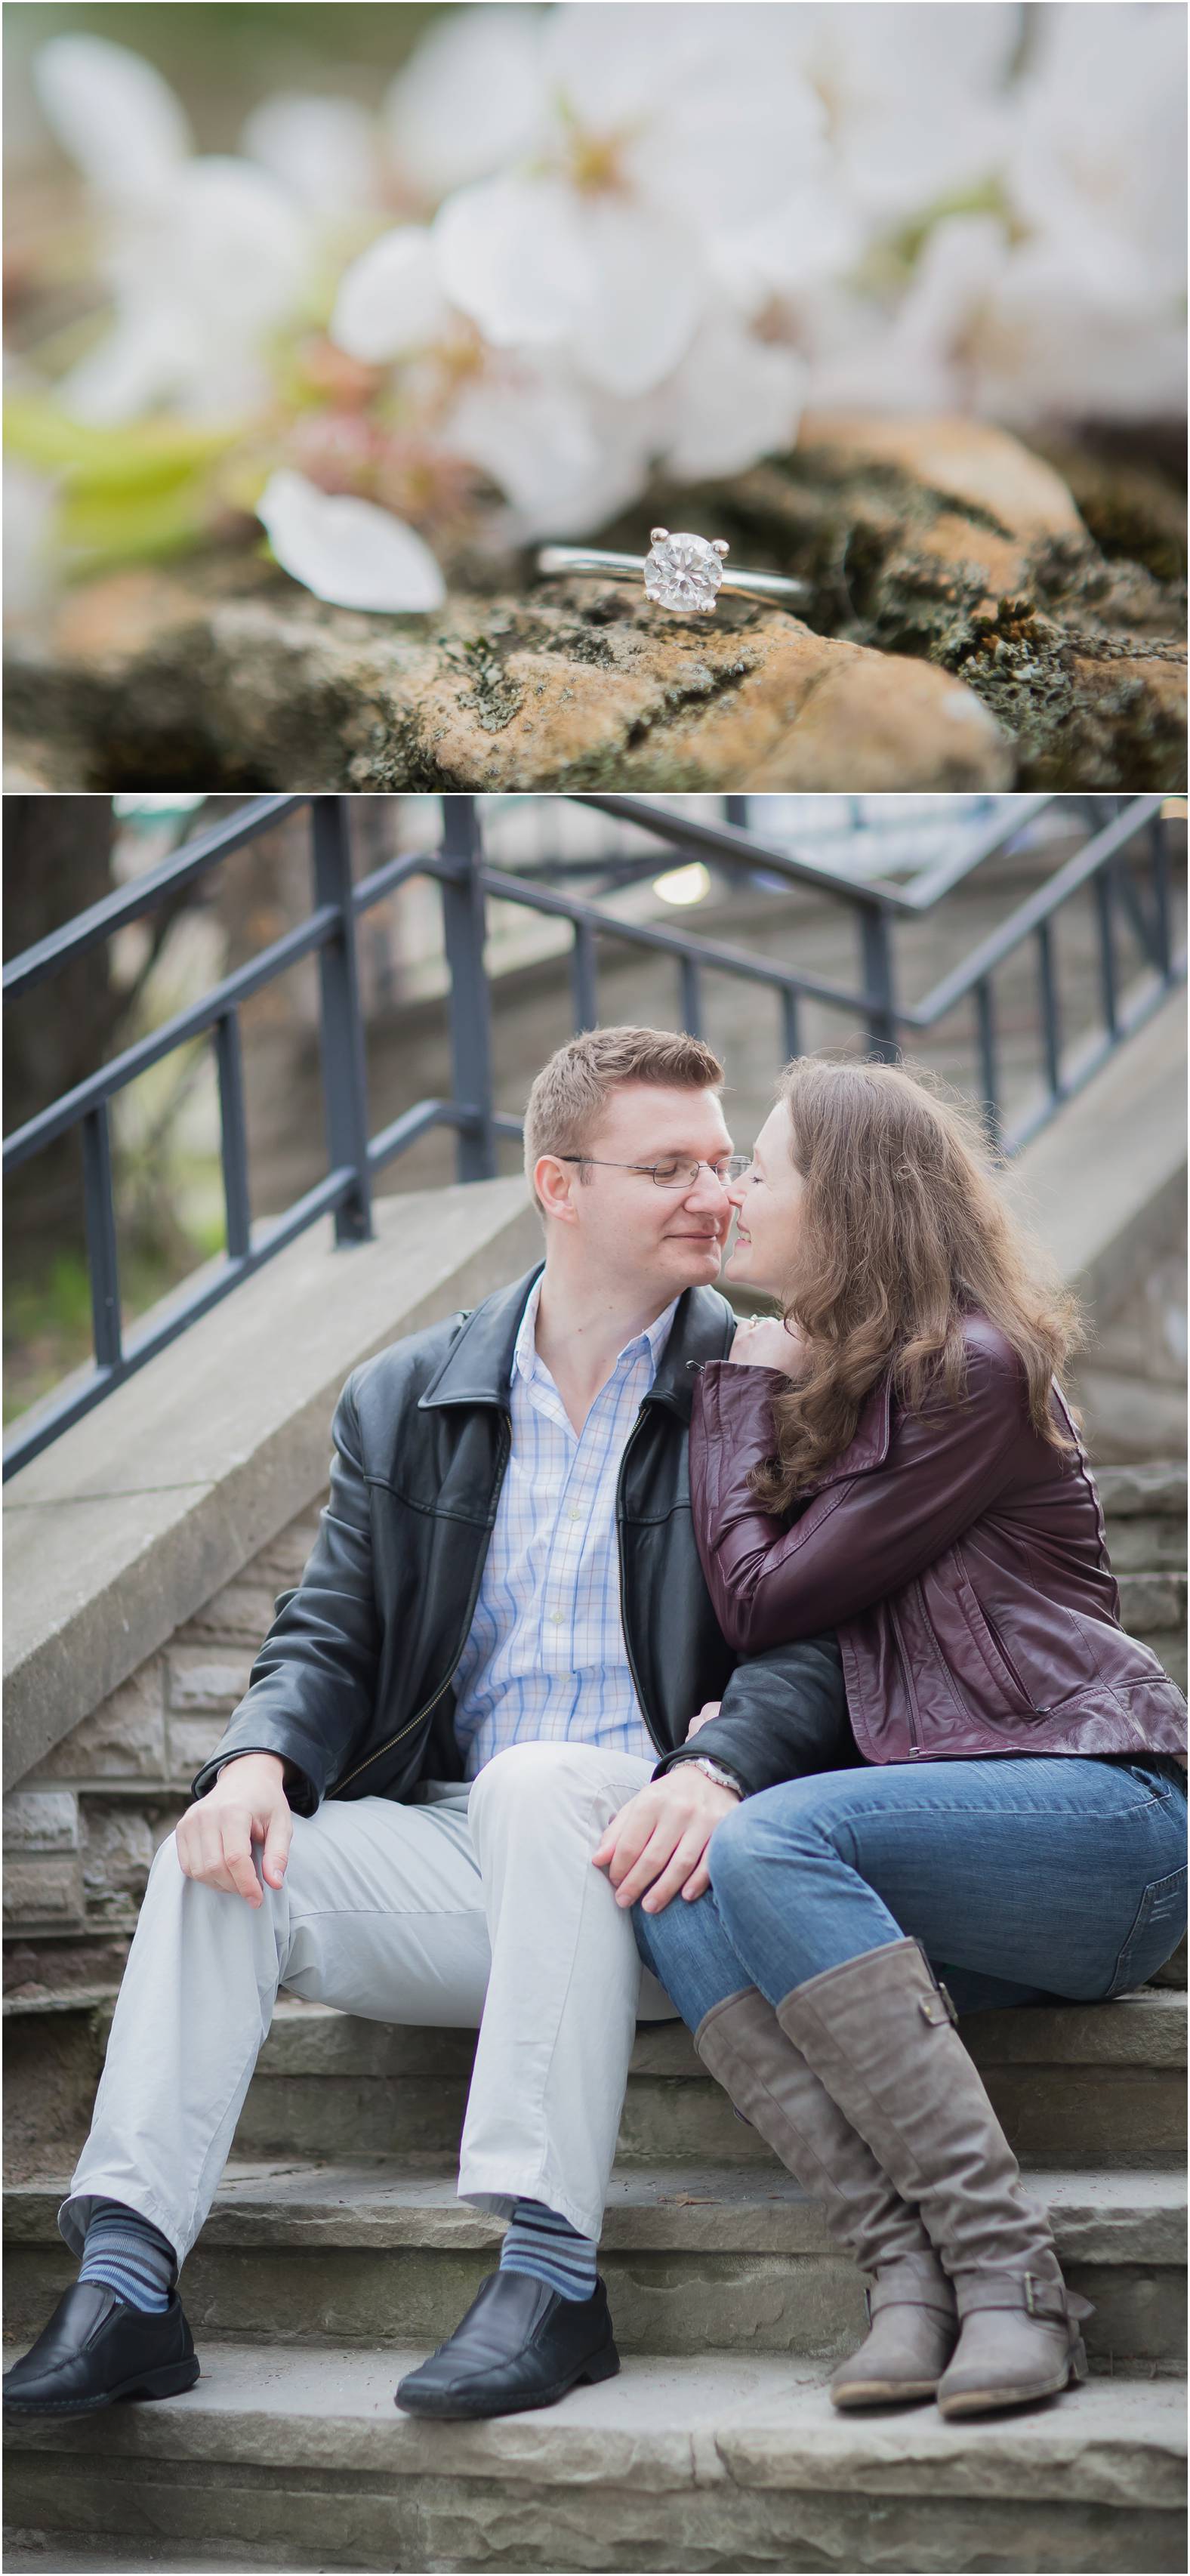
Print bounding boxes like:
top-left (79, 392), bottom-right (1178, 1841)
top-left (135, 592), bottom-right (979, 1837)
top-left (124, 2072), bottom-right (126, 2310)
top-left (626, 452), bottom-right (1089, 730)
top-left (634, 1757), bottom-right (1188, 2029)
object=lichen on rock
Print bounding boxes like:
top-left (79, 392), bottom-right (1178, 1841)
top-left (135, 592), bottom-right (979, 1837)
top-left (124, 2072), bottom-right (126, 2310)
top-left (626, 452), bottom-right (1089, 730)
top-left (4, 415), bottom-right (1183, 791)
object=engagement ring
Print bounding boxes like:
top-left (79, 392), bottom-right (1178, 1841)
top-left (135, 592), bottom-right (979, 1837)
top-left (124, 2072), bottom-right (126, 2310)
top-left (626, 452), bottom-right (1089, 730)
top-left (536, 529), bottom-right (810, 621)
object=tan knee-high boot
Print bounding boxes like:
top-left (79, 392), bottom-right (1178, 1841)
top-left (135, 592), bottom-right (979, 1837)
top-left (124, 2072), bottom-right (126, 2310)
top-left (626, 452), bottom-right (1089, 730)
top-left (774, 1939), bottom-right (1092, 2417)
top-left (695, 1987), bottom-right (956, 2405)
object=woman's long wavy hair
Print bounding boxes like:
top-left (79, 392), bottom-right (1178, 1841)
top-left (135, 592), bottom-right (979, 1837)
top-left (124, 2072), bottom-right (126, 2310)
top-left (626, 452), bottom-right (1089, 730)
top-left (751, 1055), bottom-right (1086, 1515)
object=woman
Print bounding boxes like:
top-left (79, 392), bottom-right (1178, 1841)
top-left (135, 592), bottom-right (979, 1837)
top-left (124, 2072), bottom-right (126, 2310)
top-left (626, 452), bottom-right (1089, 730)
top-left (633, 1056), bottom-right (1186, 2420)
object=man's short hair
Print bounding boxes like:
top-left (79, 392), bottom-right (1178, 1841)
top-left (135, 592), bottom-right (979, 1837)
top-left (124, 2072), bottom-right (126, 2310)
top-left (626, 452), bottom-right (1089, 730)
top-left (523, 1026), bottom-right (725, 1214)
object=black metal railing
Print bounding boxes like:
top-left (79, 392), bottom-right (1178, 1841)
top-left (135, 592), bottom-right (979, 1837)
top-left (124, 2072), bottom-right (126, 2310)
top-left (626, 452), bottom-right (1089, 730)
top-left (4, 791), bottom-right (1182, 1476)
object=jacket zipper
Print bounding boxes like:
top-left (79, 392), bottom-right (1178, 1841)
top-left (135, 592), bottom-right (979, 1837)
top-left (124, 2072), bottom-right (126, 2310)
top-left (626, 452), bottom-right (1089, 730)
top-left (889, 1609), bottom-right (923, 1757)
top-left (615, 1410), bottom-right (665, 1760)
top-left (328, 1411), bottom-right (513, 1797)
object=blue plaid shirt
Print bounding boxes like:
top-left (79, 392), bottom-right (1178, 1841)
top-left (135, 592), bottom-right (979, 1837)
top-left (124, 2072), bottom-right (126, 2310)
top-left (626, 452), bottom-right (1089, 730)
top-left (452, 1277), bottom-right (679, 1780)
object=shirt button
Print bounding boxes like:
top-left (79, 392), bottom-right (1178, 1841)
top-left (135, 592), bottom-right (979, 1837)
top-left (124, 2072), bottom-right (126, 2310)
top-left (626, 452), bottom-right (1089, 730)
top-left (550, 1610), bottom-right (565, 1624)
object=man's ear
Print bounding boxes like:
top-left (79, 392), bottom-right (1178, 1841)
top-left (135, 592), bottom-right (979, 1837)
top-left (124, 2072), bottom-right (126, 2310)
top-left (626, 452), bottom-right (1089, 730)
top-left (534, 1154), bottom-right (578, 1224)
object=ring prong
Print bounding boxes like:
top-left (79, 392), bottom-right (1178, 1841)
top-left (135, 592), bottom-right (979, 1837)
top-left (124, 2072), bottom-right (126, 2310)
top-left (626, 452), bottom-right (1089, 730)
top-left (712, 538), bottom-right (730, 557)
top-left (649, 527), bottom-right (668, 545)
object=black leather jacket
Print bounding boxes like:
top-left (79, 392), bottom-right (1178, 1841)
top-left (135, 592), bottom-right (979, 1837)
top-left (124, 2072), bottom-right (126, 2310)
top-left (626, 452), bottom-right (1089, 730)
top-left (192, 1266), bottom-right (846, 1814)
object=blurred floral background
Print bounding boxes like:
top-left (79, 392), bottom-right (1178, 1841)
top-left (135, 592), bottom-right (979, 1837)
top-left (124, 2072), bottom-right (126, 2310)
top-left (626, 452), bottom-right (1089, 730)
top-left (5, 0), bottom-right (1186, 619)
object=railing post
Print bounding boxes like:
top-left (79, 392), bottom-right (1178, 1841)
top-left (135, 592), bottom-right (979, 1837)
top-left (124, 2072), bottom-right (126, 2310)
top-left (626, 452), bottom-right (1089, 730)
top-left (312, 797), bottom-right (373, 1243)
top-left (441, 796), bottom-right (497, 1181)
top-left (857, 902), bottom-right (899, 1061)
top-left (1149, 807), bottom-right (1173, 979)
top-left (571, 921), bottom-right (598, 1032)
top-left (214, 1010), bottom-right (252, 1261)
top-left (680, 955), bottom-right (703, 1037)
top-left (975, 979), bottom-right (1000, 1143)
top-left (1093, 862), bottom-right (1119, 1039)
top-left (81, 1104), bottom-right (122, 1369)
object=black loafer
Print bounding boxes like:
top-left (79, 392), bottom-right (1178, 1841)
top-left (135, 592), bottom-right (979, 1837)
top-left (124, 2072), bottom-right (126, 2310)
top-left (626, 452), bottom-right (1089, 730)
top-left (395, 2269), bottom-right (619, 2419)
top-left (2, 2281), bottom-right (200, 2416)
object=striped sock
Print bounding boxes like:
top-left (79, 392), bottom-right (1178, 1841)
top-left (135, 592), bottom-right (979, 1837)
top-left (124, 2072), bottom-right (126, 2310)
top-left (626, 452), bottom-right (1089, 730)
top-left (77, 2198), bottom-right (176, 2313)
top-left (499, 2199), bottom-right (598, 2303)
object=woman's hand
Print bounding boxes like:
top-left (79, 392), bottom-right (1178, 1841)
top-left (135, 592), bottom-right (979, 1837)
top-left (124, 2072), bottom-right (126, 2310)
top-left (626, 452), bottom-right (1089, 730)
top-left (729, 1314), bottom-right (806, 1375)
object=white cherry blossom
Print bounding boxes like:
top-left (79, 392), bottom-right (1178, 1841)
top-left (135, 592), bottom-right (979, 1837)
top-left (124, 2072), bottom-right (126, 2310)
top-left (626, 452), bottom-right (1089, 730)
top-left (32, 35), bottom-right (311, 426)
top-left (388, 1), bottom-right (827, 397)
top-left (240, 94), bottom-right (383, 221)
top-left (32, 33), bottom-right (190, 205)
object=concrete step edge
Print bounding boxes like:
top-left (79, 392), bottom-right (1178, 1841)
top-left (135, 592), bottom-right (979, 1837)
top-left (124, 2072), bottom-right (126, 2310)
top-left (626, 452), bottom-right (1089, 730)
top-left (3, 2344), bottom-right (1185, 2512)
top-left (240, 1986), bottom-right (1189, 2083)
top-left (7, 2160), bottom-right (1185, 2265)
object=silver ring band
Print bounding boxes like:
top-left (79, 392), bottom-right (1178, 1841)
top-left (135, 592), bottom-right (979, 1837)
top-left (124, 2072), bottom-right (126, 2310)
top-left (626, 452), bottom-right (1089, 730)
top-left (536, 530), bottom-right (809, 620)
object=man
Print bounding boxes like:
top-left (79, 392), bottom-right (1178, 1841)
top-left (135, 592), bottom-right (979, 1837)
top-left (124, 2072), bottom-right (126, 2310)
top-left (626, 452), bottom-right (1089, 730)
top-left (5, 1026), bottom-right (845, 2423)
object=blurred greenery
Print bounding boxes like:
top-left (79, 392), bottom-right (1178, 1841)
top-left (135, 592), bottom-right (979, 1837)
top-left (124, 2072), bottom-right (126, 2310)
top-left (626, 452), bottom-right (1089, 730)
top-left (4, 1207), bottom-right (226, 1427)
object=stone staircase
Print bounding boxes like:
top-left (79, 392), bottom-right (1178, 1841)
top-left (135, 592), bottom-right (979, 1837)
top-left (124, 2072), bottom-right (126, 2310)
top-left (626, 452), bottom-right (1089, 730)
top-left (5, 1469), bottom-right (1186, 2571)
top-left (3, 1975), bottom-right (1186, 2574)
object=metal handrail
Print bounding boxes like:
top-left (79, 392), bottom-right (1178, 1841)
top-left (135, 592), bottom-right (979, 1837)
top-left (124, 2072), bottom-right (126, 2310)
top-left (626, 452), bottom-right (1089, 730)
top-left (4, 790), bottom-right (1182, 1477)
top-left (578, 791), bottom-right (1059, 913)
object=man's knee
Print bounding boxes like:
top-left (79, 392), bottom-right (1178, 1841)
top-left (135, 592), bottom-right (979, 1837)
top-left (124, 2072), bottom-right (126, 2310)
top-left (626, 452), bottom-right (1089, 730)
top-left (468, 1739), bottom-right (612, 1837)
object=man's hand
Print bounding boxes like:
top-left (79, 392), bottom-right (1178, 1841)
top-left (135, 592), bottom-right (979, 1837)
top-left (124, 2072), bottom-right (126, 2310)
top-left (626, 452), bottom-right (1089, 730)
top-left (729, 1314), bottom-right (806, 1374)
top-left (592, 1768), bottom-right (740, 1915)
top-left (174, 1752), bottom-right (293, 1908)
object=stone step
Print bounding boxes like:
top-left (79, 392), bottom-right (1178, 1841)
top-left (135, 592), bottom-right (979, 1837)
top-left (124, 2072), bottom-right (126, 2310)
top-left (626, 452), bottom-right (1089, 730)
top-left (6, 2159), bottom-right (1185, 2375)
top-left (225, 1988), bottom-right (1188, 2171)
top-left (4, 2341), bottom-right (1185, 2574)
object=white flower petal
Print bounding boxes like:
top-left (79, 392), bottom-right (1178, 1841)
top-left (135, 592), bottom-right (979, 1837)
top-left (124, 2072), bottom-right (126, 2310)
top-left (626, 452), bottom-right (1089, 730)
top-left (717, 180), bottom-right (866, 310)
top-left (331, 227), bottom-right (450, 362)
top-left (434, 177), bottom-right (591, 347)
top-left (4, 461), bottom-right (57, 615)
top-left (242, 94), bottom-right (381, 218)
top-left (654, 322), bottom-right (806, 480)
top-left (567, 200), bottom-right (702, 399)
top-left (545, 2), bottom-right (721, 131)
top-left (637, 81), bottom-right (828, 236)
top-left (55, 306), bottom-right (197, 425)
top-left (385, 6), bottom-right (546, 199)
top-left (257, 470), bottom-right (446, 612)
top-left (33, 35), bottom-right (191, 200)
top-left (147, 159), bottom-right (310, 335)
top-left (440, 369), bottom-right (600, 520)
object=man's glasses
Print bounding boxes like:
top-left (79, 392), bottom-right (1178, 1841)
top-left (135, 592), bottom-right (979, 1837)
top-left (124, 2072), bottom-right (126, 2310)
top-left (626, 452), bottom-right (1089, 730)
top-left (560, 1155), bottom-right (752, 1190)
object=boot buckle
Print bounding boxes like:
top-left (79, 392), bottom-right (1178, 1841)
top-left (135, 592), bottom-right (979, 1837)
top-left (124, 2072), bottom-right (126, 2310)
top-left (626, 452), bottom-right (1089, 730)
top-left (918, 1985), bottom-right (959, 2027)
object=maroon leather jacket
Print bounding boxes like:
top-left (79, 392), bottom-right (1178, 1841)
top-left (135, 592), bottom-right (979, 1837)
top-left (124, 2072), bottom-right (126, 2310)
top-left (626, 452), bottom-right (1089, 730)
top-left (690, 1317), bottom-right (1188, 1764)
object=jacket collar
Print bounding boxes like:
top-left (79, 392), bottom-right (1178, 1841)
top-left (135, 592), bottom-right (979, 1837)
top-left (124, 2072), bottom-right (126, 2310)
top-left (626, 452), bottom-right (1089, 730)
top-left (418, 1263), bottom-right (735, 1421)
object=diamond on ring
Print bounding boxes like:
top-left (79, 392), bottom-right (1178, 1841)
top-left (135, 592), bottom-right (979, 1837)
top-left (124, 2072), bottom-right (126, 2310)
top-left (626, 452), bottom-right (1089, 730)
top-left (643, 528), bottom-right (729, 616)
top-left (535, 536), bottom-right (807, 621)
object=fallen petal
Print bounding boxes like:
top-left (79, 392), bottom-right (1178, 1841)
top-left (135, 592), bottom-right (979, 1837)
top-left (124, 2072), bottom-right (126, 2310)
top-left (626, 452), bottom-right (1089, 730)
top-left (257, 468), bottom-right (446, 612)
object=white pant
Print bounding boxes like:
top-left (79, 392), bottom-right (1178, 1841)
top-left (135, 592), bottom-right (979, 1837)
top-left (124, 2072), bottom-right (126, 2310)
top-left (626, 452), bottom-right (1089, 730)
top-left (60, 1741), bottom-right (676, 2260)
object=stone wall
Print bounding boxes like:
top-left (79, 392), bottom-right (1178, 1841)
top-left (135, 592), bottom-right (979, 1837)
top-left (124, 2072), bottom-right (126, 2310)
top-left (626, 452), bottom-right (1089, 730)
top-left (4, 1493), bottom-right (326, 1970)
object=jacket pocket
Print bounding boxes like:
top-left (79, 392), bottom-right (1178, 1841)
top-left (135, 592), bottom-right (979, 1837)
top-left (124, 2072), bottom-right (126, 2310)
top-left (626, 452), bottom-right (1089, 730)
top-left (1107, 1865), bottom-right (1189, 1998)
top-left (945, 1550), bottom-right (1034, 1715)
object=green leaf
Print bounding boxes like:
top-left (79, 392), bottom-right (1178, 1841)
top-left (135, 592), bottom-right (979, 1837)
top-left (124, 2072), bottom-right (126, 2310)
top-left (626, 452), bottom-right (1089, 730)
top-left (5, 396), bottom-right (237, 495)
top-left (57, 474), bottom-right (214, 570)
